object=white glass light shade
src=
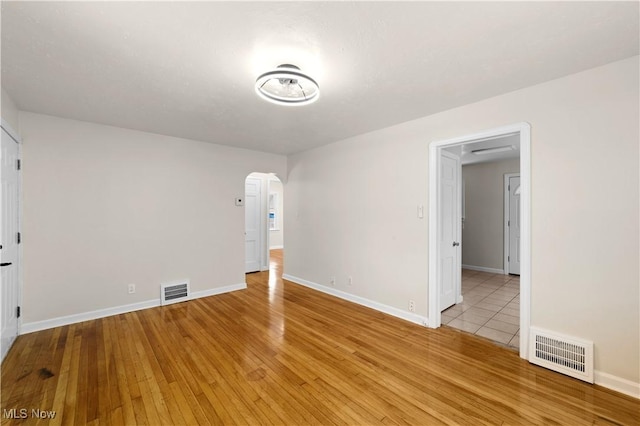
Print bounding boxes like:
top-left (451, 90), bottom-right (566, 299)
top-left (255, 64), bottom-right (319, 106)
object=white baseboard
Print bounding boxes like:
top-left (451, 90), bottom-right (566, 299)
top-left (269, 245), bottom-right (284, 250)
top-left (594, 370), bottom-right (640, 399)
top-left (188, 283), bottom-right (246, 300)
top-left (462, 264), bottom-right (505, 275)
top-left (282, 274), bottom-right (428, 327)
top-left (20, 282), bottom-right (247, 335)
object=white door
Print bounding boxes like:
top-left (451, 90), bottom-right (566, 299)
top-left (508, 176), bottom-right (521, 275)
top-left (439, 151), bottom-right (461, 311)
top-left (1, 126), bottom-right (20, 361)
top-left (245, 177), bottom-right (261, 273)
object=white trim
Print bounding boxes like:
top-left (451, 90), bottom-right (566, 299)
top-left (504, 173), bottom-right (520, 275)
top-left (20, 283), bottom-right (247, 334)
top-left (520, 124), bottom-right (531, 360)
top-left (594, 371), bottom-right (640, 399)
top-left (429, 122), bottom-right (531, 361)
top-left (269, 245), bottom-right (284, 250)
top-left (22, 300), bottom-right (160, 334)
top-left (283, 274), bottom-right (429, 327)
top-left (428, 146), bottom-right (439, 327)
top-left (260, 177), bottom-right (269, 270)
top-left (189, 282), bottom-right (246, 300)
top-left (462, 264), bottom-right (505, 275)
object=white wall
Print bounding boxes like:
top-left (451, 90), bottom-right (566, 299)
top-left (269, 178), bottom-right (284, 249)
top-left (462, 158), bottom-right (520, 271)
top-left (1, 87), bottom-right (20, 133)
top-left (21, 112), bottom-right (286, 324)
top-left (285, 56), bottom-right (639, 385)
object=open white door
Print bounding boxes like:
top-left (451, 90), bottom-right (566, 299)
top-left (508, 176), bottom-right (521, 275)
top-left (439, 151), bottom-right (461, 311)
top-left (1, 126), bottom-right (20, 361)
top-left (245, 177), bottom-right (261, 273)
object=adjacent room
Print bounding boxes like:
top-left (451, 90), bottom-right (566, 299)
top-left (1, 1), bottom-right (639, 424)
top-left (442, 136), bottom-right (522, 349)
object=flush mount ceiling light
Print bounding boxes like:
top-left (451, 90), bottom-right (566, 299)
top-left (255, 64), bottom-right (319, 106)
top-left (471, 145), bottom-right (516, 155)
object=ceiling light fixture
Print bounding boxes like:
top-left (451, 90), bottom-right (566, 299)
top-left (255, 64), bottom-right (319, 106)
top-left (471, 145), bottom-right (516, 155)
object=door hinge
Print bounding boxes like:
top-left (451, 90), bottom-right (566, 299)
top-left (508, 256), bottom-right (510, 262)
top-left (16, 159), bottom-right (21, 170)
top-left (16, 232), bottom-right (21, 244)
top-left (17, 306), bottom-right (21, 318)
top-left (508, 220), bottom-right (510, 226)
top-left (508, 185), bottom-right (510, 191)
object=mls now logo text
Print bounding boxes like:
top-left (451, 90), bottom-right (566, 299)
top-left (3, 408), bottom-right (57, 419)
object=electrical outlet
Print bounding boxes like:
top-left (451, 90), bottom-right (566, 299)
top-left (347, 276), bottom-right (353, 286)
top-left (409, 300), bottom-right (415, 312)
top-left (128, 284), bottom-right (136, 294)
top-left (330, 276), bottom-right (336, 286)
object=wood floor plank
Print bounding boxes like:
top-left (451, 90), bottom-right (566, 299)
top-left (105, 317), bottom-right (135, 425)
top-left (59, 332), bottom-right (81, 426)
top-left (2, 249), bottom-right (639, 425)
top-left (167, 381), bottom-right (201, 426)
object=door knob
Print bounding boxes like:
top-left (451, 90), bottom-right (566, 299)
top-left (452, 242), bottom-right (460, 247)
top-left (0, 262), bottom-right (12, 267)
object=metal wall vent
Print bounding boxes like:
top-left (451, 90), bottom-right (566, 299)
top-left (160, 281), bottom-right (190, 306)
top-left (529, 327), bottom-right (593, 383)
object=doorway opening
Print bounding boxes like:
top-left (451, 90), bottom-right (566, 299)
top-left (428, 123), bottom-right (531, 359)
top-left (244, 172), bottom-right (284, 277)
top-left (443, 157), bottom-right (521, 350)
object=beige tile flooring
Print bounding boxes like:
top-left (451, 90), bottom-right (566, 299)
top-left (443, 269), bottom-right (520, 349)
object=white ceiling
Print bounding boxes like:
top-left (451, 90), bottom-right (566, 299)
top-left (2, 1), bottom-right (638, 155)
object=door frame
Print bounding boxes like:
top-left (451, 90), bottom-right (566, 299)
top-left (1, 119), bottom-right (23, 359)
top-left (428, 122), bottom-right (531, 360)
top-left (504, 173), bottom-right (520, 275)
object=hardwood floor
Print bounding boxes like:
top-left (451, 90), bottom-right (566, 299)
top-left (2, 249), bottom-right (638, 425)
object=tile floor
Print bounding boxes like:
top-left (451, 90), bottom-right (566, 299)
top-left (442, 269), bottom-right (520, 349)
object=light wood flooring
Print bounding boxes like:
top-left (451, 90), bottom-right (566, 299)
top-left (2, 249), bottom-right (638, 425)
